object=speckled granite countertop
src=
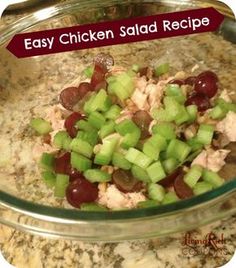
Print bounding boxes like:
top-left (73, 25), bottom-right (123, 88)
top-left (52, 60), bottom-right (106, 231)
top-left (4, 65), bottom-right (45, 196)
top-left (0, 1), bottom-right (236, 268)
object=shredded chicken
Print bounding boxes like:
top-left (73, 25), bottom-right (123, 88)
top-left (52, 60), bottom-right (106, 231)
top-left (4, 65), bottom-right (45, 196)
top-left (216, 111), bottom-right (236, 142)
top-left (191, 148), bottom-right (230, 172)
top-left (98, 184), bottom-right (146, 209)
top-left (45, 105), bottom-right (65, 133)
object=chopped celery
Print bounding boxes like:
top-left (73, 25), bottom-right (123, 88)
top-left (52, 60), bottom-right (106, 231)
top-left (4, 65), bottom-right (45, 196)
top-left (30, 118), bottom-right (52, 135)
top-left (40, 153), bottom-right (55, 171)
top-left (83, 93), bottom-right (96, 114)
top-left (216, 98), bottom-right (236, 112)
top-left (183, 165), bottom-right (203, 188)
top-left (186, 105), bottom-right (198, 123)
top-left (187, 137), bottom-right (203, 152)
top-left (151, 108), bottom-right (173, 122)
top-left (88, 111), bottom-right (106, 129)
top-left (209, 105), bottom-right (227, 120)
top-left (146, 161), bottom-right (166, 183)
top-left (152, 122), bottom-right (176, 140)
top-left (125, 148), bottom-right (153, 169)
top-left (132, 64), bottom-right (140, 72)
top-left (112, 152), bottom-right (131, 170)
top-left (165, 84), bottom-right (182, 96)
top-left (115, 119), bottom-right (139, 135)
top-left (104, 105), bottom-right (122, 120)
top-left (166, 139), bottom-right (191, 162)
top-left (88, 89), bottom-right (108, 112)
top-left (143, 141), bottom-right (160, 160)
top-left (162, 192), bottom-right (179, 204)
top-left (175, 106), bottom-right (190, 125)
top-left (149, 134), bottom-right (167, 151)
top-left (53, 131), bottom-right (72, 150)
top-left (154, 63), bottom-right (169, 76)
top-left (193, 181), bottom-right (213, 195)
top-left (83, 66), bottom-right (94, 78)
top-left (99, 120), bottom-right (115, 139)
top-left (84, 169), bottom-right (111, 183)
top-left (76, 120), bottom-right (96, 132)
top-left (94, 137), bottom-right (119, 165)
top-left (100, 96), bottom-right (112, 112)
top-left (41, 171), bottom-right (56, 188)
top-left (164, 97), bottom-right (182, 121)
top-left (76, 131), bottom-right (98, 146)
top-left (121, 130), bottom-right (141, 149)
top-left (137, 200), bottom-right (159, 208)
top-left (54, 174), bottom-right (70, 198)
top-left (71, 152), bottom-right (92, 172)
top-left (116, 72), bottom-right (134, 96)
top-left (148, 183), bottom-right (165, 202)
top-left (162, 158), bottom-right (179, 174)
top-left (70, 138), bottom-right (93, 158)
top-left (202, 169), bottom-right (224, 188)
top-left (108, 80), bottom-right (129, 100)
top-left (131, 165), bottom-right (151, 183)
top-left (196, 124), bottom-right (214, 145)
top-left (80, 203), bottom-right (108, 211)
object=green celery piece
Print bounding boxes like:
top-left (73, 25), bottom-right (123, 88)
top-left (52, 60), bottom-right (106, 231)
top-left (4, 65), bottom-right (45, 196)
top-left (83, 66), bottom-right (94, 78)
top-left (154, 63), bottom-right (169, 76)
top-left (125, 148), bottom-right (153, 169)
top-left (71, 152), bottom-right (92, 172)
top-left (41, 171), bottom-right (56, 188)
top-left (76, 120), bottom-right (96, 132)
top-left (162, 158), bottom-right (179, 174)
top-left (186, 105), bottom-right (198, 123)
top-left (112, 152), bottom-right (132, 170)
top-left (187, 137), bottom-right (203, 152)
top-left (151, 108), bottom-right (173, 122)
top-left (100, 96), bottom-right (112, 112)
top-left (84, 169), bottom-right (111, 183)
top-left (53, 131), bottom-right (71, 150)
top-left (99, 120), bottom-right (115, 139)
top-left (106, 75), bottom-right (116, 84)
top-left (162, 192), bottom-right (179, 204)
top-left (115, 119), bottom-right (139, 135)
top-left (54, 174), bottom-right (70, 198)
top-left (88, 111), bottom-right (106, 129)
top-left (76, 131), bottom-right (98, 146)
top-left (80, 203), bottom-right (108, 211)
top-left (116, 72), bottom-right (134, 96)
top-left (196, 124), bottom-right (214, 145)
top-left (148, 183), bottom-right (165, 202)
top-left (152, 122), bottom-right (176, 140)
top-left (164, 97), bottom-right (181, 121)
top-left (202, 169), bottom-right (224, 188)
top-left (149, 134), bottom-right (167, 151)
top-left (83, 94), bottom-right (96, 114)
top-left (146, 161), bottom-right (166, 183)
top-left (131, 165), bottom-right (151, 183)
top-left (183, 165), bottom-right (203, 188)
top-left (193, 181), bottom-right (213, 195)
top-left (132, 64), bottom-right (140, 73)
top-left (166, 139), bottom-right (191, 162)
top-left (216, 98), bottom-right (236, 112)
top-left (137, 200), bottom-right (159, 208)
top-left (108, 80), bottom-right (128, 100)
top-left (30, 118), bottom-right (52, 135)
top-left (40, 153), bottom-right (55, 171)
top-left (70, 138), bottom-right (93, 158)
top-left (143, 140), bottom-right (160, 160)
top-left (121, 130), bottom-right (141, 149)
top-left (165, 84), bottom-right (182, 96)
top-left (104, 105), bottom-right (122, 120)
top-left (209, 105), bottom-right (227, 120)
top-left (175, 106), bottom-right (190, 125)
top-left (89, 89), bottom-right (108, 113)
top-left (94, 137), bottom-right (119, 165)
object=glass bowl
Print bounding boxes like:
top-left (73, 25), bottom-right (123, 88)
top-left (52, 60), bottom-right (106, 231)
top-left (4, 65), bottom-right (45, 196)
top-left (0, 0), bottom-right (236, 242)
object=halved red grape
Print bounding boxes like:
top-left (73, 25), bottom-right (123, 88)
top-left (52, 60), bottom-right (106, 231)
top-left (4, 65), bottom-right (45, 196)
top-left (59, 87), bottom-right (80, 111)
top-left (91, 64), bottom-right (106, 88)
top-left (78, 82), bottom-right (93, 98)
top-left (158, 167), bottom-right (182, 187)
top-left (94, 80), bottom-right (108, 91)
top-left (139, 67), bottom-right (148, 77)
top-left (94, 53), bottom-right (114, 72)
top-left (66, 177), bottom-right (98, 208)
top-left (168, 79), bottom-right (184, 86)
top-left (174, 174), bottom-right (193, 199)
top-left (185, 76), bottom-right (197, 86)
top-left (112, 169), bottom-right (143, 193)
top-left (194, 72), bottom-right (218, 98)
top-left (64, 112), bottom-right (84, 138)
top-left (185, 93), bottom-right (210, 112)
top-left (132, 110), bottom-right (152, 139)
top-left (54, 152), bottom-right (71, 174)
top-left (43, 133), bottom-right (51, 145)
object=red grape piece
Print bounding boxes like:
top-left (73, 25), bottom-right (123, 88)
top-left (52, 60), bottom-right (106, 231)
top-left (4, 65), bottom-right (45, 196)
top-left (158, 167), bottom-right (182, 188)
top-left (185, 76), bottom-right (197, 86)
top-left (59, 87), bottom-right (80, 111)
top-left (64, 112), bottom-right (84, 138)
top-left (54, 152), bottom-right (71, 174)
top-left (132, 110), bottom-right (152, 139)
top-left (66, 178), bottom-right (98, 208)
top-left (91, 64), bottom-right (106, 89)
top-left (94, 53), bottom-right (114, 72)
top-left (174, 173), bottom-right (193, 199)
top-left (168, 79), bottom-right (184, 86)
top-left (185, 93), bottom-right (211, 112)
top-left (194, 71), bottom-right (218, 98)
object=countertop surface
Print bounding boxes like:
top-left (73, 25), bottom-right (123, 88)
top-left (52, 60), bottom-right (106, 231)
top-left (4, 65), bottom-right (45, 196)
top-left (0, 1), bottom-right (235, 268)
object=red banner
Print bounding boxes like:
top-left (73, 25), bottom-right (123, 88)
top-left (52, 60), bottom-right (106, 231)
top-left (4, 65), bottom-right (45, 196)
top-left (7, 8), bottom-right (224, 58)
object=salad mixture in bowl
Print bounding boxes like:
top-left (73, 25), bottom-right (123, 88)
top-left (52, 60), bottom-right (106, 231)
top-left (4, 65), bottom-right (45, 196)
top-left (30, 52), bottom-right (236, 211)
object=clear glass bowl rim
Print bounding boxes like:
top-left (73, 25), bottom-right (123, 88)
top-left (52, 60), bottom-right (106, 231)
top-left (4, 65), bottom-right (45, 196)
top-left (0, 0), bottom-right (235, 223)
